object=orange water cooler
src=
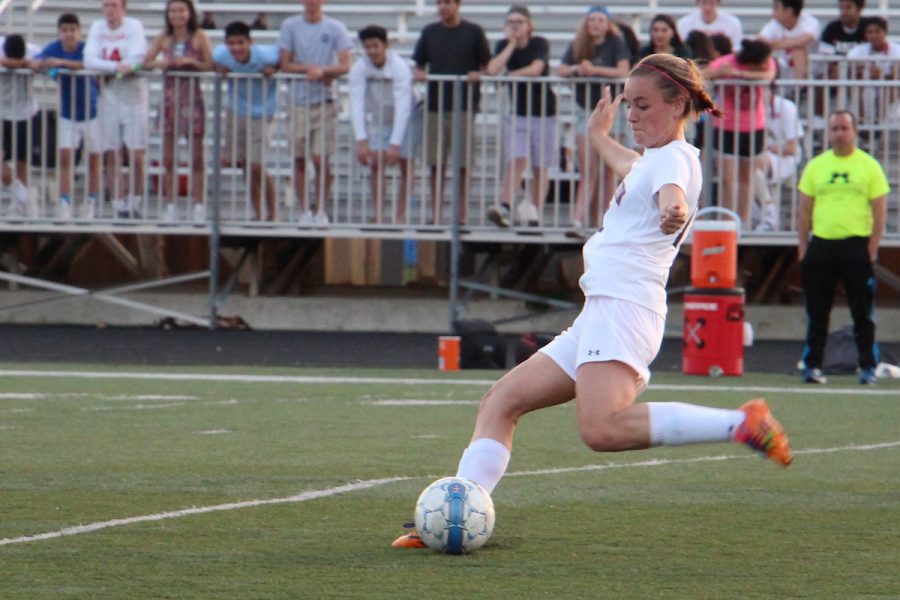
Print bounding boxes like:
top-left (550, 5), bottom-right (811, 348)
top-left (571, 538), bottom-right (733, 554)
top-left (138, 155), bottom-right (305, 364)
top-left (683, 208), bottom-right (744, 376)
top-left (690, 209), bottom-right (738, 288)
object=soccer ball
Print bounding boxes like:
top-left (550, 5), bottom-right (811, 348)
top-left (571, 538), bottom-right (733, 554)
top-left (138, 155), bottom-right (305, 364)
top-left (414, 477), bottom-right (495, 554)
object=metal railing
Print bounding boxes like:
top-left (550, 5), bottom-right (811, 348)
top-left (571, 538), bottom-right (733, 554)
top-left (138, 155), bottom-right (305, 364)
top-left (1, 67), bottom-right (898, 243)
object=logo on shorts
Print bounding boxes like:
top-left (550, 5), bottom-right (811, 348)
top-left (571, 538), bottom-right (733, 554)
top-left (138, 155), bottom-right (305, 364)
top-left (586, 349), bottom-right (602, 356)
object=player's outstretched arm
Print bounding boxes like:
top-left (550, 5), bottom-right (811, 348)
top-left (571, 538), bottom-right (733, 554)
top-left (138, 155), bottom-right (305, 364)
top-left (588, 86), bottom-right (640, 180)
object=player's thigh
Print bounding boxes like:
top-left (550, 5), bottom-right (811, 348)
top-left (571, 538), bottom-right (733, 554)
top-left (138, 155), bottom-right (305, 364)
top-left (574, 360), bottom-right (641, 424)
top-left (477, 352), bottom-right (574, 424)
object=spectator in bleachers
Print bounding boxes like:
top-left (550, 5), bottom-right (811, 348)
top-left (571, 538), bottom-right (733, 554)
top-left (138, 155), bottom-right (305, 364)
top-left (412, 0), bottom-right (491, 225)
top-left (685, 30), bottom-right (718, 62)
top-left (200, 11), bottom-right (216, 30)
top-left (709, 33), bottom-right (732, 58)
top-left (676, 0), bottom-right (742, 52)
top-left (250, 12), bottom-right (269, 31)
top-left (349, 25), bottom-right (418, 224)
top-left (846, 17), bottom-right (900, 123)
top-left (557, 6), bottom-right (629, 235)
top-left (684, 31), bottom-right (717, 149)
top-left (278, 0), bottom-right (353, 225)
top-left (758, 0), bottom-right (820, 80)
top-left (84, 0), bottom-right (149, 219)
top-left (820, 0), bottom-right (870, 57)
top-left (214, 21), bottom-right (281, 222)
top-left (639, 14), bottom-right (691, 60)
top-left (706, 39), bottom-right (776, 228)
top-left (31, 13), bottom-right (102, 220)
top-left (613, 20), bottom-right (640, 66)
top-left (0, 35), bottom-right (40, 218)
top-left (485, 5), bottom-right (556, 228)
top-left (754, 74), bottom-right (804, 231)
top-left (145, 0), bottom-right (213, 223)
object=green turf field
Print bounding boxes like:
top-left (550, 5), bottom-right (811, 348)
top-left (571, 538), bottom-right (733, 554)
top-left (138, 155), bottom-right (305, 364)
top-left (0, 365), bottom-right (897, 599)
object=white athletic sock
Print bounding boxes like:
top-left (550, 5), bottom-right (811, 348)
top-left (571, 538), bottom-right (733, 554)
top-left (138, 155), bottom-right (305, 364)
top-left (647, 402), bottom-right (745, 446)
top-left (455, 437), bottom-right (511, 495)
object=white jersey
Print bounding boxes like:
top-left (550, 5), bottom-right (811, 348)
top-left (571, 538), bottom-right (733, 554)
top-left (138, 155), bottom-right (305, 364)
top-left (579, 140), bottom-right (701, 317)
top-left (846, 41), bottom-right (900, 79)
top-left (759, 13), bottom-right (820, 77)
top-left (84, 16), bottom-right (148, 103)
top-left (677, 10), bottom-right (743, 52)
top-left (348, 49), bottom-right (416, 146)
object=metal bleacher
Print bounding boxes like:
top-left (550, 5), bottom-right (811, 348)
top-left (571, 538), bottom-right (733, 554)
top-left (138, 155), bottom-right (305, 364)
top-left (2, 1), bottom-right (900, 328)
top-left (13, 0), bottom-right (900, 58)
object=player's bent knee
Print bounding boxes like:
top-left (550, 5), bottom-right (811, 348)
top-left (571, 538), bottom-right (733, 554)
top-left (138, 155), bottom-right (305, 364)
top-left (578, 422), bottom-right (621, 453)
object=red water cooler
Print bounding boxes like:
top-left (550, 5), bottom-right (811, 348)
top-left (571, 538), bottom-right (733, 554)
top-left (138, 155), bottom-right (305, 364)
top-left (682, 288), bottom-right (745, 376)
top-left (683, 208), bottom-right (744, 376)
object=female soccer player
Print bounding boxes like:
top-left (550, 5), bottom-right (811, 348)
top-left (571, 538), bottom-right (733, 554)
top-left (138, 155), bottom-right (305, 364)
top-left (394, 53), bottom-right (793, 548)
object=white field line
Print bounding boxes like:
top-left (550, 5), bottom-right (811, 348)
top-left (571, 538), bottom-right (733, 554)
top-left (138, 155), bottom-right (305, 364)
top-left (1, 440), bottom-right (897, 548)
top-left (102, 395), bottom-right (198, 401)
top-left (0, 393), bottom-right (47, 399)
top-left (0, 369), bottom-right (898, 396)
top-left (0, 477), bottom-right (409, 547)
top-left (84, 399), bottom-right (239, 412)
top-left (363, 400), bottom-right (481, 406)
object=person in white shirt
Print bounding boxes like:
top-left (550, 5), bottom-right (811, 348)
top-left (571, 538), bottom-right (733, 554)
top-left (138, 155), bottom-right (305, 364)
top-left (755, 89), bottom-right (803, 231)
top-left (759, 0), bottom-right (820, 79)
top-left (348, 25), bottom-right (418, 224)
top-left (0, 35), bottom-right (41, 218)
top-left (846, 17), bottom-right (900, 123)
top-left (391, 53), bottom-right (794, 548)
top-left (677, 0), bottom-right (743, 51)
top-left (84, 0), bottom-right (149, 219)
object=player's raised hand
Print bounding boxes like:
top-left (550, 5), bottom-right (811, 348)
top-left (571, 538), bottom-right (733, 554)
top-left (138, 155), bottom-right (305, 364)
top-left (588, 85), bottom-right (623, 139)
top-left (660, 202), bottom-right (687, 234)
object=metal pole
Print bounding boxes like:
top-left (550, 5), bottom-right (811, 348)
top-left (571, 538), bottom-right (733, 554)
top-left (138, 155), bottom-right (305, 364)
top-left (700, 114), bottom-right (713, 207)
top-left (448, 77), bottom-right (463, 330)
top-left (208, 72), bottom-right (224, 330)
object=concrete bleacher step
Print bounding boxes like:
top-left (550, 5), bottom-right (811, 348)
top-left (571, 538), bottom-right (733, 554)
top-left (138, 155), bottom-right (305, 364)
top-left (15, 0), bottom-right (893, 58)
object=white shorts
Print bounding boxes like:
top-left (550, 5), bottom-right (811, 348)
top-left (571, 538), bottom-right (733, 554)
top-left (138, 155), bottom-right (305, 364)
top-left (99, 91), bottom-right (148, 151)
top-left (59, 117), bottom-right (102, 153)
top-left (539, 295), bottom-right (665, 392)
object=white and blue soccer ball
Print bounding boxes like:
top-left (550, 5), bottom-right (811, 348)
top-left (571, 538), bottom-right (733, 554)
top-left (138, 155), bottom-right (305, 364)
top-left (414, 476), bottom-right (496, 554)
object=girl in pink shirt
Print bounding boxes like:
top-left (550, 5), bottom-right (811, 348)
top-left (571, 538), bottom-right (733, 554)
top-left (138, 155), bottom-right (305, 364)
top-left (706, 40), bottom-right (775, 228)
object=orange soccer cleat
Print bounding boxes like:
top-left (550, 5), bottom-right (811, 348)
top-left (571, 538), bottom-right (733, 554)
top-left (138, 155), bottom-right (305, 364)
top-left (391, 523), bottom-right (427, 549)
top-left (733, 399), bottom-right (794, 467)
